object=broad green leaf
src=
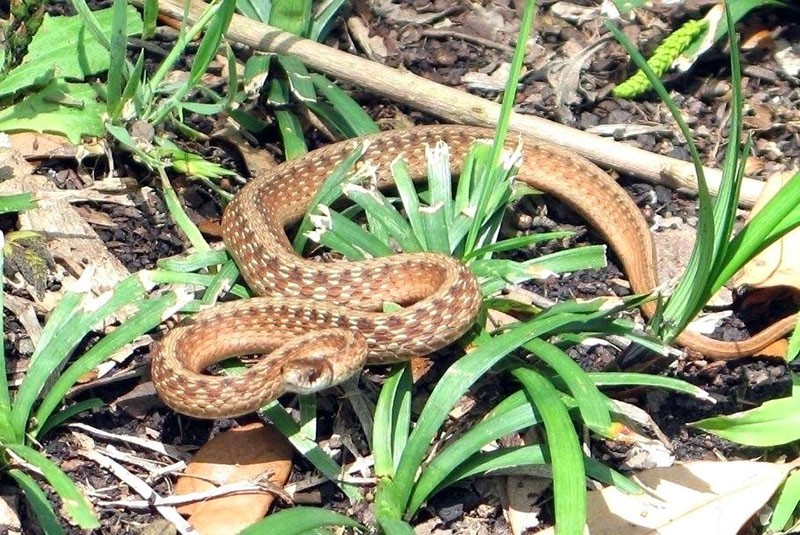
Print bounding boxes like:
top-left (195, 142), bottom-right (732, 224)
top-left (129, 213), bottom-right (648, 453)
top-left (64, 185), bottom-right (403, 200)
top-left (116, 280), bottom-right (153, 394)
top-left (0, 6), bottom-right (143, 97)
top-left (692, 389), bottom-right (800, 447)
top-left (0, 81), bottom-right (105, 143)
top-left (0, 193), bottom-right (36, 215)
top-left (268, 0), bottom-right (312, 36)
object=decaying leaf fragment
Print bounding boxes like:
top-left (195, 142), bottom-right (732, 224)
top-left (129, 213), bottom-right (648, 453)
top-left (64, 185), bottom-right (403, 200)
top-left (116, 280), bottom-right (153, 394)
top-left (174, 423), bottom-right (293, 535)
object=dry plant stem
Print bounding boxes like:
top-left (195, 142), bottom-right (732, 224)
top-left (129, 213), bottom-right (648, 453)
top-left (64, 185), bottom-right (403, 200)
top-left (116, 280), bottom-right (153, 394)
top-left (138, 0), bottom-right (766, 207)
top-left (152, 126), bottom-right (794, 419)
top-left (79, 449), bottom-right (195, 535)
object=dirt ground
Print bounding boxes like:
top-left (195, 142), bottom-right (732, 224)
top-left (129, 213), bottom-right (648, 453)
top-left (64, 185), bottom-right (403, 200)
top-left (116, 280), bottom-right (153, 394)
top-left (5, 0), bottom-right (800, 533)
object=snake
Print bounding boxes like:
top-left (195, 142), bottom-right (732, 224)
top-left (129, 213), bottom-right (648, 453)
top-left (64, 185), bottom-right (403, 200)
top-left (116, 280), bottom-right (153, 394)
top-left (150, 125), bottom-right (796, 419)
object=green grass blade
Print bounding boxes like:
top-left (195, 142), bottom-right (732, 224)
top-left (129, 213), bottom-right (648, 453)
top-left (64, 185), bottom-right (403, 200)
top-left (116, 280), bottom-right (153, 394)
top-left (605, 19), bottom-right (714, 342)
top-left (156, 249), bottom-right (230, 272)
top-left (303, 101), bottom-right (363, 139)
top-left (408, 394), bottom-right (540, 513)
top-left (186, 0), bottom-right (236, 87)
top-left (298, 394), bottom-right (318, 440)
top-left (260, 402), bottom-right (363, 502)
top-left (149, 0), bottom-right (236, 124)
top-left (7, 444), bottom-right (99, 529)
top-left (273, 89), bottom-right (309, 159)
top-left (521, 341), bottom-right (613, 436)
top-left (375, 478), bottom-right (416, 534)
top-left (236, 0), bottom-right (271, 21)
top-left (268, 0), bottom-right (312, 36)
top-left (148, 269), bottom-right (250, 299)
top-left (7, 469), bottom-right (66, 535)
top-left (0, 234), bottom-right (11, 442)
top-left (238, 506), bottom-right (364, 535)
top-left (69, 0), bottom-right (112, 49)
top-left (462, 0), bottom-right (535, 253)
top-left (390, 159), bottom-right (426, 247)
top-left (142, 0), bottom-right (158, 38)
top-left (12, 275), bottom-right (150, 439)
top-left (588, 372), bottom-right (713, 400)
top-left (711, 171), bottom-right (800, 293)
top-left (392, 315), bottom-right (586, 513)
top-left (452, 143), bottom-right (479, 224)
top-left (343, 185), bottom-right (424, 253)
top-left (31, 291), bottom-right (181, 438)
top-left (311, 73), bottom-right (379, 136)
top-left (276, 54), bottom-right (317, 103)
top-left (470, 246), bottom-right (606, 289)
top-left (420, 202), bottom-right (450, 254)
top-left (441, 445), bottom-right (546, 487)
top-left (377, 517), bottom-right (415, 535)
top-left (158, 167), bottom-right (210, 251)
top-left (439, 445), bottom-right (641, 495)
top-left (308, 214), bottom-right (372, 259)
top-left (267, 78), bottom-right (308, 160)
top-left (767, 467), bottom-right (800, 533)
top-left (510, 366), bottom-right (586, 535)
top-left (463, 231), bottom-right (573, 261)
top-left (36, 399), bottom-right (105, 438)
top-left (425, 141), bottom-right (454, 228)
top-left (106, 0), bottom-right (129, 116)
top-left (309, 0), bottom-right (349, 41)
top-left (373, 364), bottom-right (412, 477)
top-left (292, 143), bottom-right (368, 253)
top-left (118, 50), bottom-right (145, 118)
top-left (200, 258), bottom-right (241, 304)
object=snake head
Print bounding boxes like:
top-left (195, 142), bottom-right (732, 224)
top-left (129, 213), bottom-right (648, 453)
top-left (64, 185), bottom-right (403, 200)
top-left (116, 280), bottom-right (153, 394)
top-left (282, 358), bottom-right (336, 393)
top-left (280, 329), bottom-right (368, 395)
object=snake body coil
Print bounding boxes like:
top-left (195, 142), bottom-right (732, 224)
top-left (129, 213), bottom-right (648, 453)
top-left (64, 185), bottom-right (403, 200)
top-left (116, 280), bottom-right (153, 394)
top-left (151, 125), bottom-right (795, 419)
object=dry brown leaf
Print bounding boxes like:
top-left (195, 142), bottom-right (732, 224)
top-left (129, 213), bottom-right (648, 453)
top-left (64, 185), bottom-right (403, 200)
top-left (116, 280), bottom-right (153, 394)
top-left (503, 475), bottom-right (552, 534)
top-left (175, 423), bottom-right (293, 535)
top-left (8, 132), bottom-right (106, 161)
top-left (733, 171), bottom-right (800, 290)
top-left (540, 460), bottom-right (795, 535)
top-left (0, 493), bottom-right (21, 534)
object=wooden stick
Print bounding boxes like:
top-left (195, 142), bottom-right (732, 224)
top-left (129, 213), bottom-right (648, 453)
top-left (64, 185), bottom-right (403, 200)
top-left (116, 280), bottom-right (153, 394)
top-left (138, 0), bottom-right (765, 207)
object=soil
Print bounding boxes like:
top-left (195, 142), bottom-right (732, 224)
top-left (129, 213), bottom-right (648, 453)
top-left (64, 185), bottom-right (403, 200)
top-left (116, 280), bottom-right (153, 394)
top-left (4, 0), bottom-right (800, 534)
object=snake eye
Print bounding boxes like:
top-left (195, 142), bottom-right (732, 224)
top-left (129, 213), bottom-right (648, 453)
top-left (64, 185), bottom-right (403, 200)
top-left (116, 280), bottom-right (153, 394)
top-left (282, 358), bottom-right (334, 394)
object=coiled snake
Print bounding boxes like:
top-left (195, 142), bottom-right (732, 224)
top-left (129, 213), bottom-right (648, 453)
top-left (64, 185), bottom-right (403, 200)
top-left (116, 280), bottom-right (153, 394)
top-left (151, 125), bottom-right (795, 418)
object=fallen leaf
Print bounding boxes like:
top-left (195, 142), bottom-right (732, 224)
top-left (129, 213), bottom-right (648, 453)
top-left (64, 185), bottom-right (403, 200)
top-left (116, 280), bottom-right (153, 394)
top-left (503, 475), bottom-right (551, 534)
top-left (8, 132), bottom-right (106, 161)
top-left (0, 493), bottom-right (21, 533)
top-left (775, 38), bottom-right (800, 76)
top-left (733, 171), bottom-right (800, 290)
top-left (540, 460), bottom-right (797, 535)
top-left (740, 28), bottom-right (775, 51)
top-left (175, 423), bottom-right (293, 535)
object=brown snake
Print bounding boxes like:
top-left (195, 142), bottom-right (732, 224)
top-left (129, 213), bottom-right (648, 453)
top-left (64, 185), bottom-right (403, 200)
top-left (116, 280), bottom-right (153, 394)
top-left (151, 125), bottom-right (796, 419)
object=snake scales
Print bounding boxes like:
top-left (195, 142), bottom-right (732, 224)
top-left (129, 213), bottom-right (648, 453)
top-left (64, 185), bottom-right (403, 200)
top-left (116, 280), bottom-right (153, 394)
top-left (151, 125), bottom-right (796, 418)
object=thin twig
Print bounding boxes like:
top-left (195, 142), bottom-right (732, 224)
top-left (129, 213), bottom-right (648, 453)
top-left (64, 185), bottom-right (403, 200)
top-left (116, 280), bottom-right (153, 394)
top-left (79, 449), bottom-right (195, 535)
